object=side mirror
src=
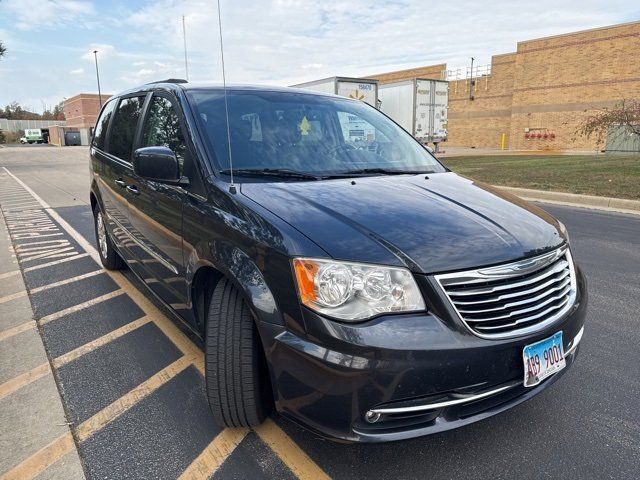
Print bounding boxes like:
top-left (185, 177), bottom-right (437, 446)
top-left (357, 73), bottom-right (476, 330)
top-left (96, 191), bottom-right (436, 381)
top-left (133, 146), bottom-right (185, 184)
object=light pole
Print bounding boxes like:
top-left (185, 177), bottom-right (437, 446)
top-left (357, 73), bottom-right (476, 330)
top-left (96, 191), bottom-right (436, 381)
top-left (93, 50), bottom-right (103, 107)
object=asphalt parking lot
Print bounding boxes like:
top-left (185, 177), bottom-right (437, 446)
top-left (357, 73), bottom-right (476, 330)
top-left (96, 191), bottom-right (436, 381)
top-left (0, 146), bottom-right (639, 479)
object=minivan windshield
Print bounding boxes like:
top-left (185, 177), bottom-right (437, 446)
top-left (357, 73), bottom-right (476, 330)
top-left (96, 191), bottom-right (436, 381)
top-left (186, 89), bottom-right (447, 179)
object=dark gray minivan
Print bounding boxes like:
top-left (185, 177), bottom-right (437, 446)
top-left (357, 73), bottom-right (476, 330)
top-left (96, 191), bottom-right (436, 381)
top-left (90, 80), bottom-right (587, 442)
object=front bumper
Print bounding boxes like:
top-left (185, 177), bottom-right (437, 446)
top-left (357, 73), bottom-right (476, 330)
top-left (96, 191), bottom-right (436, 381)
top-left (259, 266), bottom-right (587, 443)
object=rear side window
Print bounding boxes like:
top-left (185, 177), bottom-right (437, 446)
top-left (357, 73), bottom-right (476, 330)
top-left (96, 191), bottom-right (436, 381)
top-left (108, 96), bottom-right (145, 161)
top-left (141, 96), bottom-right (187, 171)
top-left (92, 99), bottom-right (116, 150)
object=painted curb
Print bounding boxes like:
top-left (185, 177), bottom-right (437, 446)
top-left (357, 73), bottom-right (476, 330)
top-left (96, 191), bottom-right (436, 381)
top-left (497, 186), bottom-right (640, 216)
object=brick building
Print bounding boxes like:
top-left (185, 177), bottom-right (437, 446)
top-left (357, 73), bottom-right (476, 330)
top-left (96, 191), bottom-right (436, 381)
top-left (63, 93), bottom-right (111, 130)
top-left (49, 93), bottom-right (112, 146)
top-left (368, 21), bottom-right (640, 151)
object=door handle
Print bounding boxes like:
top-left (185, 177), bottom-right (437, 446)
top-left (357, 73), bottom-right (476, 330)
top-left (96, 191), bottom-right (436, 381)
top-left (126, 185), bottom-right (140, 195)
top-left (115, 179), bottom-right (126, 188)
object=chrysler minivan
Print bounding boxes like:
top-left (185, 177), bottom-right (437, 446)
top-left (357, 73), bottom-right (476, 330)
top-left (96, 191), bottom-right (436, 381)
top-left (89, 80), bottom-right (587, 442)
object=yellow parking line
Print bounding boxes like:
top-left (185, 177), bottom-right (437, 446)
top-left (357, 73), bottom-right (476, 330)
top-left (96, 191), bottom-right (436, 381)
top-left (30, 269), bottom-right (103, 293)
top-left (178, 428), bottom-right (248, 480)
top-left (0, 290), bottom-right (28, 305)
top-left (0, 270), bottom-right (20, 280)
top-left (12, 232), bottom-right (64, 241)
top-left (53, 316), bottom-right (152, 368)
top-left (0, 432), bottom-right (75, 480)
top-left (255, 418), bottom-right (330, 480)
top-left (13, 237), bottom-right (67, 246)
top-left (0, 363), bottom-right (50, 401)
top-left (0, 320), bottom-right (36, 342)
top-left (3, 168), bottom-right (331, 480)
top-left (104, 273), bottom-right (205, 373)
top-left (76, 355), bottom-right (194, 442)
top-left (39, 290), bottom-right (124, 325)
top-left (23, 253), bottom-right (90, 272)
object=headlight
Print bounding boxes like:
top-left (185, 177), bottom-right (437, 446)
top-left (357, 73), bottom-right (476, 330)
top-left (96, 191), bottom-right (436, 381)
top-left (558, 220), bottom-right (570, 244)
top-left (292, 258), bottom-right (426, 321)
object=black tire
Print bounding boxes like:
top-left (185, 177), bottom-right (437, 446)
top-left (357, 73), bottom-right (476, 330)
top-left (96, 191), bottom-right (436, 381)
top-left (205, 278), bottom-right (272, 427)
top-left (93, 204), bottom-right (125, 270)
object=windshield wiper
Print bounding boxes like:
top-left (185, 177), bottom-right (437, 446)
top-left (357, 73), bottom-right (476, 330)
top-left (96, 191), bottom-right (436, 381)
top-left (335, 168), bottom-right (436, 176)
top-left (219, 168), bottom-right (324, 180)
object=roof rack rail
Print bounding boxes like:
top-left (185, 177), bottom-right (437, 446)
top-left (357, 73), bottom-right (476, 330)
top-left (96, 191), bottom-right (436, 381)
top-left (146, 78), bottom-right (188, 84)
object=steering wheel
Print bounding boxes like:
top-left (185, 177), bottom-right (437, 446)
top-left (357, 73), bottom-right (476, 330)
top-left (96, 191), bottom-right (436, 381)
top-left (326, 143), bottom-right (359, 157)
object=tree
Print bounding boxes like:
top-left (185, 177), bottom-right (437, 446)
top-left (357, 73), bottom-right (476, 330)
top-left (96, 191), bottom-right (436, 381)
top-left (1, 101), bottom-right (65, 121)
top-left (42, 101), bottom-right (65, 121)
top-left (576, 99), bottom-right (640, 147)
top-left (52, 101), bottom-right (65, 120)
top-left (0, 41), bottom-right (6, 59)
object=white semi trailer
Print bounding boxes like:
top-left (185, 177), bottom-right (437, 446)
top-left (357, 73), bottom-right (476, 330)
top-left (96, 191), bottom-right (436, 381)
top-left (292, 77), bottom-right (379, 108)
top-left (379, 78), bottom-right (448, 150)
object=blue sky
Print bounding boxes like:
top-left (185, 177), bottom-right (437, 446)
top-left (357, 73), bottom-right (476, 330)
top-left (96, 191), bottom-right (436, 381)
top-left (0, 0), bottom-right (638, 112)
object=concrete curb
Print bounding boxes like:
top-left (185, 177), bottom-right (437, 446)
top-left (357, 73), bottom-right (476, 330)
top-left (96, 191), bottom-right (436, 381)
top-left (497, 186), bottom-right (640, 216)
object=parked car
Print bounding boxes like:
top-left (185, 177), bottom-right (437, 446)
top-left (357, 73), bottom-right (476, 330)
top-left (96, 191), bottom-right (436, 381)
top-left (89, 81), bottom-right (587, 443)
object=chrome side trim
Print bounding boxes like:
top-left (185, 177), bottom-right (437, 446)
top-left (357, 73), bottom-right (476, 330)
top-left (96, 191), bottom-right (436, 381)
top-left (565, 326), bottom-right (584, 357)
top-left (368, 384), bottom-right (514, 415)
top-left (368, 326), bottom-right (584, 417)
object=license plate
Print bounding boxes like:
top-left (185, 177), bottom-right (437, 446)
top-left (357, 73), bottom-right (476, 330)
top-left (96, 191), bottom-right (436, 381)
top-left (523, 331), bottom-right (566, 387)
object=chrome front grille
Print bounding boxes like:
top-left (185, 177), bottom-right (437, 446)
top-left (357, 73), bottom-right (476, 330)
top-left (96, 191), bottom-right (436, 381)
top-left (435, 247), bottom-right (576, 339)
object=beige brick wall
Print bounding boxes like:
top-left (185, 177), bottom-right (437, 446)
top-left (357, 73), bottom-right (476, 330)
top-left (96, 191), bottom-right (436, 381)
top-left (367, 63), bottom-right (446, 84)
top-left (508, 22), bottom-right (640, 150)
top-left (369, 21), bottom-right (640, 150)
top-left (447, 53), bottom-right (516, 148)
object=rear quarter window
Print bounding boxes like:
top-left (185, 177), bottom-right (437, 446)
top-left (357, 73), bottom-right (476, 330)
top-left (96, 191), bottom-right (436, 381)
top-left (92, 99), bottom-right (116, 150)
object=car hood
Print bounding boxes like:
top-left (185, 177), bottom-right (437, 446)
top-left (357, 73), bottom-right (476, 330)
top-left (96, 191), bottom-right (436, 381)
top-left (240, 172), bottom-right (565, 273)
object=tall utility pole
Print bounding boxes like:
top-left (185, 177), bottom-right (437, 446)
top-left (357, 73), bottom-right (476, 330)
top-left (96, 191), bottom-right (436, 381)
top-left (182, 15), bottom-right (189, 81)
top-left (93, 50), bottom-right (103, 107)
top-left (469, 57), bottom-right (475, 101)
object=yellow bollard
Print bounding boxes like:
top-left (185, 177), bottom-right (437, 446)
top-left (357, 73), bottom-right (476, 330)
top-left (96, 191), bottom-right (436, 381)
top-left (501, 133), bottom-right (506, 150)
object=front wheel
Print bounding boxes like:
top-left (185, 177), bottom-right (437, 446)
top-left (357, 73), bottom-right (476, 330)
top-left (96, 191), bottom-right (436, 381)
top-left (205, 278), bottom-right (272, 427)
top-left (93, 205), bottom-right (125, 270)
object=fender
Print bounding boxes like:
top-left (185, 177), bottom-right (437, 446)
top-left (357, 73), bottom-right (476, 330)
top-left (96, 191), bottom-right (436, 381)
top-left (186, 238), bottom-right (284, 327)
top-left (89, 178), bottom-right (103, 211)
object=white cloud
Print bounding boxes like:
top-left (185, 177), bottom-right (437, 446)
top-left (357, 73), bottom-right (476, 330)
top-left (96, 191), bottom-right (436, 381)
top-left (0, 0), bottom-right (638, 110)
top-left (119, 0), bottom-right (637, 87)
top-left (3, 0), bottom-right (95, 30)
top-left (118, 63), bottom-right (181, 85)
top-left (69, 68), bottom-right (84, 75)
top-left (81, 44), bottom-right (117, 62)
top-left (136, 68), bottom-right (155, 77)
